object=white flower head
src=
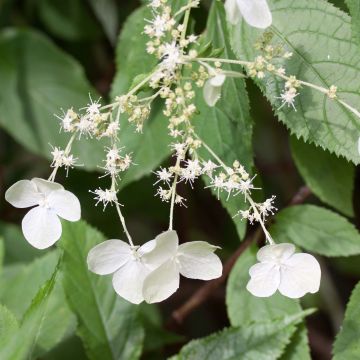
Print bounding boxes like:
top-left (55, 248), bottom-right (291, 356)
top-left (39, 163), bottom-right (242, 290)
top-left (142, 231), bottom-right (223, 303)
top-left (225, 0), bottom-right (272, 29)
top-left (247, 243), bottom-right (321, 298)
top-left (87, 231), bottom-right (177, 304)
top-left (5, 178), bottom-right (81, 249)
top-left (203, 74), bottom-right (226, 107)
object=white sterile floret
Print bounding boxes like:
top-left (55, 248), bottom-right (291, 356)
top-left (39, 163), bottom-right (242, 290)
top-left (203, 74), bottom-right (226, 107)
top-left (247, 243), bottom-right (321, 298)
top-left (142, 231), bottom-right (222, 303)
top-left (87, 231), bottom-right (176, 304)
top-left (225, 0), bottom-right (272, 29)
top-left (5, 178), bottom-right (81, 249)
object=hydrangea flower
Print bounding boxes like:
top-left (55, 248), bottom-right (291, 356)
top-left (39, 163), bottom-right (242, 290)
top-left (87, 231), bottom-right (177, 304)
top-left (247, 243), bottom-right (321, 298)
top-left (225, 0), bottom-right (272, 29)
top-left (143, 231), bottom-right (222, 303)
top-left (203, 74), bottom-right (226, 107)
top-left (5, 178), bottom-right (81, 249)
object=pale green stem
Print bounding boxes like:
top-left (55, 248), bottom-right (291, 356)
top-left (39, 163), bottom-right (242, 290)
top-left (168, 155), bottom-right (182, 231)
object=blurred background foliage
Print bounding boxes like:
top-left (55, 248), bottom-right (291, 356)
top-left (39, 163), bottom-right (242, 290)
top-left (0, 0), bottom-right (359, 359)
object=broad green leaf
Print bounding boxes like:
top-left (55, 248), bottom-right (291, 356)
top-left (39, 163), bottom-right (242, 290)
top-left (0, 256), bottom-right (61, 359)
top-left (0, 304), bottom-right (18, 342)
top-left (0, 221), bottom-right (40, 264)
top-left (280, 324), bottom-right (311, 360)
top-left (333, 281), bottom-right (360, 359)
top-left (345, 0), bottom-right (360, 44)
top-left (226, 245), bottom-right (301, 327)
top-left (0, 251), bottom-right (76, 354)
top-left (60, 221), bottom-right (144, 360)
top-left (171, 311), bottom-right (312, 360)
top-left (270, 205), bottom-right (360, 257)
top-left (0, 237), bottom-right (4, 272)
top-left (110, 6), bottom-right (170, 189)
top-left (37, 0), bottom-right (101, 41)
top-left (291, 137), bottom-right (354, 217)
top-left (0, 28), bottom-right (104, 171)
top-left (230, 0), bottom-right (360, 164)
top-left (195, 2), bottom-right (253, 239)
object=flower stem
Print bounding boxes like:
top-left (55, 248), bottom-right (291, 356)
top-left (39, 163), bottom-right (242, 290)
top-left (168, 154), bottom-right (182, 231)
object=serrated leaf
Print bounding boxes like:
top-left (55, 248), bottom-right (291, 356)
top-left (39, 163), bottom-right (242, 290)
top-left (195, 2), bottom-right (253, 239)
top-left (0, 28), bottom-right (105, 170)
top-left (333, 281), bottom-right (360, 359)
top-left (280, 324), bottom-right (311, 360)
top-left (0, 251), bottom-right (76, 355)
top-left (0, 256), bottom-right (61, 359)
top-left (171, 311), bottom-right (312, 360)
top-left (60, 221), bottom-right (144, 360)
top-left (0, 304), bottom-right (18, 342)
top-left (230, 0), bottom-right (360, 164)
top-left (345, 0), bottom-right (360, 45)
top-left (270, 204), bottom-right (360, 257)
top-left (226, 245), bottom-right (301, 327)
top-left (291, 136), bottom-right (354, 217)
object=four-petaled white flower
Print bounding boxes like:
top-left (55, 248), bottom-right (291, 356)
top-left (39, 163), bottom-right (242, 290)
top-left (203, 74), bottom-right (226, 107)
top-left (5, 178), bottom-right (81, 249)
top-left (225, 0), bottom-right (272, 29)
top-left (247, 243), bottom-right (321, 298)
top-left (87, 231), bottom-right (178, 304)
top-left (142, 231), bottom-right (222, 303)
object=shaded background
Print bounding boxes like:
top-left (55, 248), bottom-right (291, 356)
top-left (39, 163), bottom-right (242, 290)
top-left (0, 0), bottom-right (358, 359)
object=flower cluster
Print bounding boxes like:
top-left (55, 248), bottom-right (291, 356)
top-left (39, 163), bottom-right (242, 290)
top-left (87, 230), bottom-right (222, 304)
top-left (4, 0), bottom-right (326, 304)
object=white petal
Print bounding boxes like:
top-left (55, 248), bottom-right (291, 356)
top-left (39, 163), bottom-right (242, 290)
top-left (209, 74), bottom-right (226, 87)
top-left (31, 178), bottom-right (63, 195)
top-left (5, 180), bottom-right (41, 208)
top-left (246, 262), bottom-right (280, 297)
top-left (137, 239), bottom-right (156, 256)
top-left (177, 241), bottom-right (222, 280)
top-left (112, 260), bottom-right (150, 304)
top-left (142, 230), bottom-right (178, 269)
top-left (257, 243), bottom-right (295, 263)
top-left (48, 189), bottom-right (81, 221)
top-left (143, 260), bottom-right (180, 303)
top-left (358, 136), bottom-right (360, 155)
top-left (22, 207), bottom-right (61, 249)
top-left (225, 0), bottom-right (241, 25)
top-left (203, 79), bottom-right (223, 107)
top-left (87, 240), bottom-right (132, 275)
top-left (237, 0), bottom-right (272, 29)
top-left (278, 253), bottom-right (321, 299)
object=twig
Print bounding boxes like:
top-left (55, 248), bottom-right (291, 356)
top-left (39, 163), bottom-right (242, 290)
top-left (167, 186), bottom-right (311, 327)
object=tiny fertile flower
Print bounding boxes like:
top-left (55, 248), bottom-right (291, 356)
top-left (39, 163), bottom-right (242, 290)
top-left (225, 0), bottom-right (272, 29)
top-left (87, 231), bottom-right (176, 304)
top-left (247, 243), bottom-right (321, 298)
top-left (142, 231), bottom-right (222, 303)
top-left (203, 74), bottom-right (226, 107)
top-left (5, 178), bottom-right (81, 249)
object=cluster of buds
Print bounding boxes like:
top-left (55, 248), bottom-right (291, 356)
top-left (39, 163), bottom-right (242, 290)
top-left (238, 195), bottom-right (277, 224)
top-left (50, 146), bottom-right (78, 175)
top-left (103, 147), bottom-right (132, 177)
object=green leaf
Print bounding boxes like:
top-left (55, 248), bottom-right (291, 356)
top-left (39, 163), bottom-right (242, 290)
top-left (0, 304), bottom-right (18, 343)
top-left (280, 324), bottom-right (311, 360)
top-left (111, 6), bottom-right (170, 189)
top-left (291, 137), bottom-right (354, 217)
top-left (0, 221), bottom-right (40, 264)
top-left (60, 221), bottom-right (144, 360)
top-left (333, 281), bottom-right (360, 359)
top-left (345, 0), bottom-right (360, 45)
top-left (171, 311), bottom-right (312, 360)
top-left (0, 251), bottom-right (76, 354)
top-left (0, 237), bottom-right (4, 273)
top-left (37, 0), bottom-right (101, 41)
top-left (0, 28), bottom-right (104, 171)
top-left (0, 256), bottom-right (61, 359)
top-left (226, 245), bottom-right (302, 327)
top-left (230, 0), bottom-right (360, 164)
top-left (270, 205), bottom-right (360, 257)
top-left (195, 2), bottom-right (253, 239)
